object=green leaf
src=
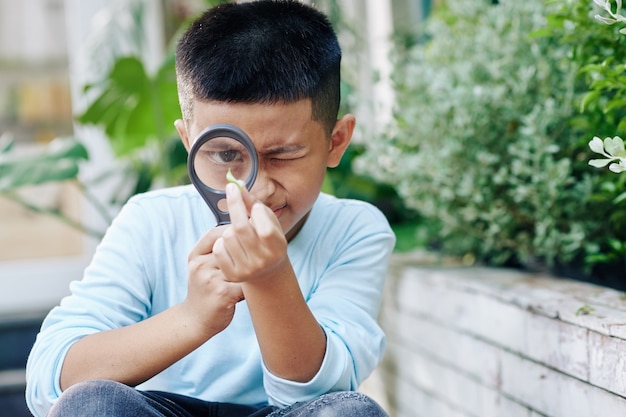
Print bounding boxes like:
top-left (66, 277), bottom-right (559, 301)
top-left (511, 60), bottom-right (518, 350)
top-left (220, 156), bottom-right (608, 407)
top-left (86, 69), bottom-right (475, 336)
top-left (576, 303), bottom-right (595, 316)
top-left (607, 238), bottom-right (625, 252)
top-left (0, 134), bottom-right (14, 153)
top-left (78, 89), bottom-right (129, 136)
top-left (0, 138), bottom-right (88, 191)
top-left (614, 190), bottom-right (626, 203)
top-left (76, 54), bottom-right (182, 161)
top-left (226, 168), bottom-right (245, 190)
top-left (604, 98), bottom-right (626, 114)
top-left (48, 137), bottom-right (89, 160)
top-left (77, 56), bottom-right (159, 157)
top-left (108, 56), bottom-right (149, 93)
top-left (580, 90), bottom-right (601, 113)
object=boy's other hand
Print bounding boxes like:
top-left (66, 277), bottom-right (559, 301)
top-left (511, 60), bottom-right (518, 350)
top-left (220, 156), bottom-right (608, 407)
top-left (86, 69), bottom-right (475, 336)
top-left (213, 183), bottom-right (288, 283)
top-left (185, 226), bottom-right (245, 338)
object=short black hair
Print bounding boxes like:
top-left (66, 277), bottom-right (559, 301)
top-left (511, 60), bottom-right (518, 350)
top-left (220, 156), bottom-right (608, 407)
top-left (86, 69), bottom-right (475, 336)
top-left (175, 0), bottom-right (342, 135)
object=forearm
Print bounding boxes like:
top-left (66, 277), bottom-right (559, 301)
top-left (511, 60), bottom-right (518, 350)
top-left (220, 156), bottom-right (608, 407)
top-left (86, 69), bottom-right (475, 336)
top-left (242, 261), bottom-right (326, 383)
top-left (59, 303), bottom-right (209, 390)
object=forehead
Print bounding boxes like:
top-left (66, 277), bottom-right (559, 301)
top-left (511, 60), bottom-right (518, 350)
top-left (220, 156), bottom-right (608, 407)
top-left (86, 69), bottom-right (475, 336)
top-left (188, 99), bottom-right (326, 148)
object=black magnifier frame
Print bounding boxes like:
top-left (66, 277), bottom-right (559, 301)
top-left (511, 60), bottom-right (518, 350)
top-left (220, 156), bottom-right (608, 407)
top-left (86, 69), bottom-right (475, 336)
top-left (188, 123), bottom-right (258, 226)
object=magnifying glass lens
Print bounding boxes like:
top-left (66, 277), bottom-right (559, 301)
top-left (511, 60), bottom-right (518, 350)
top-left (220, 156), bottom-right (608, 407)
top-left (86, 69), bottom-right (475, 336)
top-left (188, 124), bottom-right (258, 226)
top-left (193, 136), bottom-right (253, 191)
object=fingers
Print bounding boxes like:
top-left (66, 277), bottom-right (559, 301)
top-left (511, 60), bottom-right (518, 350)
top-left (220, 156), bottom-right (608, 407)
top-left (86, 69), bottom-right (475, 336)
top-left (212, 235), bottom-right (243, 273)
top-left (225, 183), bottom-right (251, 225)
top-left (239, 183), bottom-right (256, 212)
top-left (189, 184), bottom-right (250, 262)
top-left (189, 226), bottom-right (226, 259)
top-left (226, 183), bottom-right (275, 232)
top-left (184, 251), bottom-right (245, 337)
top-left (250, 202), bottom-right (280, 237)
top-left (216, 182), bottom-right (287, 283)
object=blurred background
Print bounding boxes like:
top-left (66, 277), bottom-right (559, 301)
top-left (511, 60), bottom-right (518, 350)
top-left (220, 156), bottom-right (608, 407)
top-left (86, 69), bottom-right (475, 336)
top-left (2, 0), bottom-right (626, 415)
top-left (0, 0), bottom-right (429, 415)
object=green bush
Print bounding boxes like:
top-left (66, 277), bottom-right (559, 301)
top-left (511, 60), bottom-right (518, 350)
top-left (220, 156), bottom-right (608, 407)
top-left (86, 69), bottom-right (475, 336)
top-left (531, 0), bottom-right (626, 269)
top-left (356, 0), bottom-right (623, 271)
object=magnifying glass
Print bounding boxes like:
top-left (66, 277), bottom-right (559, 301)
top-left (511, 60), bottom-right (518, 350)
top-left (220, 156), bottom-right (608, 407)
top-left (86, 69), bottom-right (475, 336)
top-left (188, 124), bottom-right (258, 226)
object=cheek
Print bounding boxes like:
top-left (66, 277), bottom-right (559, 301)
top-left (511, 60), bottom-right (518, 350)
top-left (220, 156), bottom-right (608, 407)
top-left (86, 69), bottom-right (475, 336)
top-left (284, 166), bottom-right (325, 208)
top-left (294, 185), bottom-right (321, 206)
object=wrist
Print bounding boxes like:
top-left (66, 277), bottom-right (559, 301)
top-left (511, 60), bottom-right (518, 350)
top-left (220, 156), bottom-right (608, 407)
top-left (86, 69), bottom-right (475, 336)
top-left (175, 301), bottom-right (220, 342)
top-left (242, 255), bottom-right (292, 291)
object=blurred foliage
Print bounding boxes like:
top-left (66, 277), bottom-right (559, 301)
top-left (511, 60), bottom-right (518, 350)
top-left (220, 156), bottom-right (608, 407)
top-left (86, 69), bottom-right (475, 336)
top-left (322, 143), bottom-right (422, 228)
top-left (0, 0), bottom-right (223, 237)
top-left (78, 54), bottom-right (188, 192)
top-left (315, 0), bottom-right (424, 251)
top-left (541, 0), bottom-right (626, 278)
top-left (0, 135), bottom-right (87, 192)
top-left (355, 0), bottom-right (625, 285)
top-left (0, 134), bottom-right (107, 238)
top-left (2, 0), bottom-right (419, 249)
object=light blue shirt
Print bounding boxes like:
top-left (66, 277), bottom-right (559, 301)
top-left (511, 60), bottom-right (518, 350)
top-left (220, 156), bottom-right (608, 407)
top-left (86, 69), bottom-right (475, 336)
top-left (25, 185), bottom-right (395, 417)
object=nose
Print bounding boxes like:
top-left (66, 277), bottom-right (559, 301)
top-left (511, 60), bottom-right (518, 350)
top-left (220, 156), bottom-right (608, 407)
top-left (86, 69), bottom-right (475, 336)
top-left (250, 166), bottom-right (276, 202)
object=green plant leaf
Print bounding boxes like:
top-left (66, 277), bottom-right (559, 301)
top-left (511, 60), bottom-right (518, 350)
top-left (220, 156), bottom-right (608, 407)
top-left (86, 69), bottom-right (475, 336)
top-left (580, 90), bottom-right (601, 113)
top-left (0, 137), bottom-right (88, 192)
top-left (0, 134), bottom-right (14, 154)
top-left (614, 190), bottom-right (626, 203)
top-left (77, 56), bottom-right (179, 157)
top-left (48, 137), bottom-right (89, 160)
top-left (576, 303), bottom-right (595, 316)
top-left (108, 56), bottom-right (148, 92)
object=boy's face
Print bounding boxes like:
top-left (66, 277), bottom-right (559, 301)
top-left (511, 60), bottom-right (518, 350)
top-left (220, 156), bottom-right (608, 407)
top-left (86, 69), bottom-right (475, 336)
top-left (176, 99), bottom-right (354, 240)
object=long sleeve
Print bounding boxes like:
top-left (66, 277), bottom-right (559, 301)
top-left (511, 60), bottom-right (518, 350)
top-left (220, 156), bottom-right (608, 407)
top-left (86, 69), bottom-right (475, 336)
top-left (263, 195), bottom-right (395, 406)
top-left (24, 193), bottom-right (165, 417)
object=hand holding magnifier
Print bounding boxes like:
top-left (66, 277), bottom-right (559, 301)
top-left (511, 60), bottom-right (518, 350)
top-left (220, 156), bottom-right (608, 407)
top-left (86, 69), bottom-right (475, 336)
top-left (188, 124), bottom-right (258, 226)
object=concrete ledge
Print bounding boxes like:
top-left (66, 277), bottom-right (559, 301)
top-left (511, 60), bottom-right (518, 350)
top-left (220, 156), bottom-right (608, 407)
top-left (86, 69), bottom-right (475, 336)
top-left (380, 253), bottom-right (626, 417)
top-left (0, 370), bottom-right (26, 392)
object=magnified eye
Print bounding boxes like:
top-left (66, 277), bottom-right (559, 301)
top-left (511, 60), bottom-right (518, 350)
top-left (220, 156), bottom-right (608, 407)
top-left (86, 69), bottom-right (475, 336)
top-left (210, 149), bottom-right (242, 164)
top-left (197, 137), bottom-right (247, 166)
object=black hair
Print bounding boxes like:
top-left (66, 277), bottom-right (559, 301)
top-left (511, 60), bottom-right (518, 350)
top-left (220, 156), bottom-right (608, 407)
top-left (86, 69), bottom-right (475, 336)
top-left (175, 0), bottom-right (342, 135)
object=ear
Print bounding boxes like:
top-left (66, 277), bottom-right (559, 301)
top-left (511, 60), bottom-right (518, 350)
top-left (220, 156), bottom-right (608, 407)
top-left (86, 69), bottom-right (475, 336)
top-left (327, 114), bottom-right (355, 168)
top-left (175, 119), bottom-right (191, 152)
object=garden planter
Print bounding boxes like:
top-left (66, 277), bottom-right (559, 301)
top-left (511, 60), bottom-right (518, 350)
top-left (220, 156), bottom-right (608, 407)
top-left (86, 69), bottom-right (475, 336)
top-left (379, 251), bottom-right (626, 417)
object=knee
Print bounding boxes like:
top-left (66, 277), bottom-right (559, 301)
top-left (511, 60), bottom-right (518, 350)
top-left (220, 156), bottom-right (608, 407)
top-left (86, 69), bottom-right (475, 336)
top-left (48, 380), bottom-right (134, 417)
top-left (309, 391), bottom-right (389, 417)
top-left (59, 379), bottom-right (129, 403)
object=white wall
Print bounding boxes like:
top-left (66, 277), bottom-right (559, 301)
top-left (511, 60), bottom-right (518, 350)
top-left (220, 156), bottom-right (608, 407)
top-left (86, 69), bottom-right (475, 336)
top-left (0, 0), bottom-right (67, 62)
top-left (0, 0), bottom-right (164, 316)
top-left (381, 255), bottom-right (626, 417)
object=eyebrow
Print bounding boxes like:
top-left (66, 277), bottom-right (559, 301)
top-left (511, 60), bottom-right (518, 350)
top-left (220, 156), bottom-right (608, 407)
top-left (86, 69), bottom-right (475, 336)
top-left (203, 140), bottom-right (246, 151)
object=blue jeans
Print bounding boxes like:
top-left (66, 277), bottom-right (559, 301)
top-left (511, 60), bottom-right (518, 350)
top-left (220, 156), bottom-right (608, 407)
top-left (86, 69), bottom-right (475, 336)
top-left (46, 380), bottom-right (389, 417)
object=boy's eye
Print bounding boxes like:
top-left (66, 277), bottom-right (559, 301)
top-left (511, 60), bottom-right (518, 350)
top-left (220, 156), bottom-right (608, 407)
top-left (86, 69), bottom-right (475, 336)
top-left (211, 149), bottom-right (242, 164)
top-left (269, 153), bottom-right (307, 163)
top-left (195, 136), bottom-right (249, 166)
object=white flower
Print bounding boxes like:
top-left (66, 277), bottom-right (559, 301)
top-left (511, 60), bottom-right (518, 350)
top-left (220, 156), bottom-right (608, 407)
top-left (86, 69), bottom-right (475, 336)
top-left (588, 136), bottom-right (626, 174)
top-left (589, 136), bottom-right (606, 154)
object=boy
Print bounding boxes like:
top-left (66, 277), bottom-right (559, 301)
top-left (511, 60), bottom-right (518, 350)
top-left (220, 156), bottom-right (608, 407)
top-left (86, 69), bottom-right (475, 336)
top-left (25, 1), bottom-right (395, 416)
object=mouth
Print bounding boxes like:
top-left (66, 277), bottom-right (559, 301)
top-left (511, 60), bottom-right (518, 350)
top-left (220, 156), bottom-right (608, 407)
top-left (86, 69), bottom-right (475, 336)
top-left (271, 204), bottom-right (286, 217)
